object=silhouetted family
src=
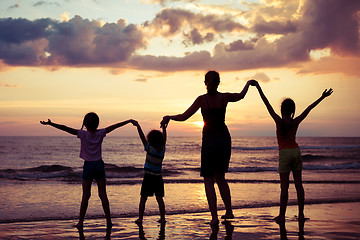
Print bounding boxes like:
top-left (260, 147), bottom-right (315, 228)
top-left (40, 70), bottom-right (333, 231)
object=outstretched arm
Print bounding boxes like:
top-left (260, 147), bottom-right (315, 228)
top-left (105, 119), bottom-right (134, 134)
top-left (160, 96), bottom-right (202, 128)
top-left (131, 120), bottom-right (147, 147)
top-left (254, 82), bottom-right (281, 124)
top-left (225, 79), bottom-right (257, 102)
top-left (40, 119), bottom-right (78, 135)
top-left (295, 88), bottom-right (333, 124)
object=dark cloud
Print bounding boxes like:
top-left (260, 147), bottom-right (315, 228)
top-left (183, 28), bottom-right (214, 46)
top-left (146, 8), bottom-right (246, 39)
top-left (0, 17), bottom-right (52, 65)
top-left (0, 16), bottom-right (146, 66)
top-left (134, 0), bottom-right (360, 72)
top-left (252, 19), bottom-right (297, 35)
top-left (298, 0), bottom-right (360, 55)
top-left (130, 51), bottom-right (212, 72)
top-left (225, 40), bottom-right (255, 51)
top-left (33, 1), bottom-right (60, 7)
top-left (8, 4), bottom-right (20, 9)
top-left (0, 18), bottom-right (52, 44)
top-left (249, 72), bottom-right (271, 83)
top-left (1, 0), bottom-right (359, 72)
top-left (273, 0), bottom-right (360, 64)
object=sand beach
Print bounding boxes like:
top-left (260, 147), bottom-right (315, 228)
top-left (1, 202), bottom-right (359, 239)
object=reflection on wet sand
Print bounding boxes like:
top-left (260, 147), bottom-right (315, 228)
top-left (210, 221), bottom-right (234, 240)
top-left (277, 218), bottom-right (307, 240)
top-left (137, 221), bottom-right (166, 240)
top-left (76, 223), bottom-right (112, 240)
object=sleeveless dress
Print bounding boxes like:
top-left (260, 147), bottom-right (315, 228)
top-left (200, 94), bottom-right (231, 177)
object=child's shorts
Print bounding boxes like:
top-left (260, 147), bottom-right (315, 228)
top-left (140, 173), bottom-right (164, 197)
top-left (278, 148), bottom-right (302, 173)
top-left (82, 160), bottom-right (106, 181)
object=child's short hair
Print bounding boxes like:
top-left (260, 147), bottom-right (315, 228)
top-left (147, 130), bottom-right (165, 149)
top-left (281, 98), bottom-right (295, 118)
top-left (82, 112), bottom-right (99, 131)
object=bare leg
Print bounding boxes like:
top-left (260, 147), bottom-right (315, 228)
top-left (135, 196), bottom-right (147, 224)
top-left (215, 172), bottom-right (233, 219)
top-left (76, 180), bottom-right (92, 228)
top-left (204, 177), bottom-right (219, 225)
top-left (293, 170), bottom-right (305, 219)
top-left (97, 179), bottom-right (112, 227)
top-left (274, 172), bottom-right (290, 222)
top-left (156, 196), bottom-right (166, 223)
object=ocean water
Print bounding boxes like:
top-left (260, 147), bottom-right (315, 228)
top-left (0, 136), bottom-right (360, 223)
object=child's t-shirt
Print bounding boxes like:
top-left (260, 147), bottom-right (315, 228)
top-left (144, 142), bottom-right (165, 175)
top-left (77, 129), bottom-right (106, 162)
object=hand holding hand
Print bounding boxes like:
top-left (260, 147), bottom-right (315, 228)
top-left (248, 79), bottom-right (258, 86)
top-left (130, 119), bottom-right (139, 126)
top-left (160, 116), bottom-right (170, 128)
top-left (40, 119), bottom-right (52, 125)
top-left (322, 88), bottom-right (333, 98)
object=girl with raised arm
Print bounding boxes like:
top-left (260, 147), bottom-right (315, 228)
top-left (254, 82), bottom-right (333, 222)
top-left (40, 112), bottom-right (134, 229)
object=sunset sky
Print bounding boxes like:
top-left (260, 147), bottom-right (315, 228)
top-left (1, 0), bottom-right (359, 137)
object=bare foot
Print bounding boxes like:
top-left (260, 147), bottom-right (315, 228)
top-left (75, 222), bottom-right (83, 229)
top-left (221, 212), bottom-right (234, 219)
top-left (157, 218), bottom-right (166, 224)
top-left (135, 218), bottom-right (143, 225)
top-left (273, 215), bottom-right (285, 223)
top-left (297, 213), bottom-right (305, 220)
top-left (210, 219), bottom-right (219, 228)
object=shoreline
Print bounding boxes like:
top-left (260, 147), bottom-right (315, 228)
top-left (1, 202), bottom-right (359, 239)
top-left (2, 199), bottom-right (360, 224)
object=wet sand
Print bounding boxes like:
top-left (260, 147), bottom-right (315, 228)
top-left (0, 202), bottom-right (359, 239)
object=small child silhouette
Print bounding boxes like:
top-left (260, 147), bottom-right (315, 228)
top-left (131, 120), bottom-right (167, 225)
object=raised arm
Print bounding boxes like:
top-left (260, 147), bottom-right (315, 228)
top-left (160, 96), bottom-right (202, 128)
top-left (131, 120), bottom-right (147, 147)
top-left (161, 124), bottom-right (167, 144)
top-left (255, 82), bottom-right (281, 124)
top-left (40, 119), bottom-right (78, 135)
top-left (105, 119), bottom-right (134, 134)
top-left (225, 80), bottom-right (256, 103)
top-left (294, 88), bottom-right (333, 124)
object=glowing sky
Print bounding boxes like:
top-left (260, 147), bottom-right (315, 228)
top-left (1, 0), bottom-right (360, 136)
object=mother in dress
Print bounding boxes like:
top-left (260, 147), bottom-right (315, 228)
top-left (161, 70), bottom-right (256, 227)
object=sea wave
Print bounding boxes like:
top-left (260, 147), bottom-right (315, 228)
top-left (304, 162), bottom-right (360, 170)
top-left (1, 161), bottom-right (359, 182)
top-left (228, 162), bottom-right (360, 172)
top-left (0, 163), bottom-right (181, 182)
top-left (229, 166), bottom-right (277, 172)
top-left (232, 145), bottom-right (360, 151)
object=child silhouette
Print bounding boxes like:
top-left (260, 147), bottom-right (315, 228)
top-left (131, 120), bottom-right (167, 225)
top-left (254, 83), bottom-right (333, 222)
top-left (40, 113), bottom-right (134, 228)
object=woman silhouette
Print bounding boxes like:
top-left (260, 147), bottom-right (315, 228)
top-left (161, 71), bottom-right (256, 226)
